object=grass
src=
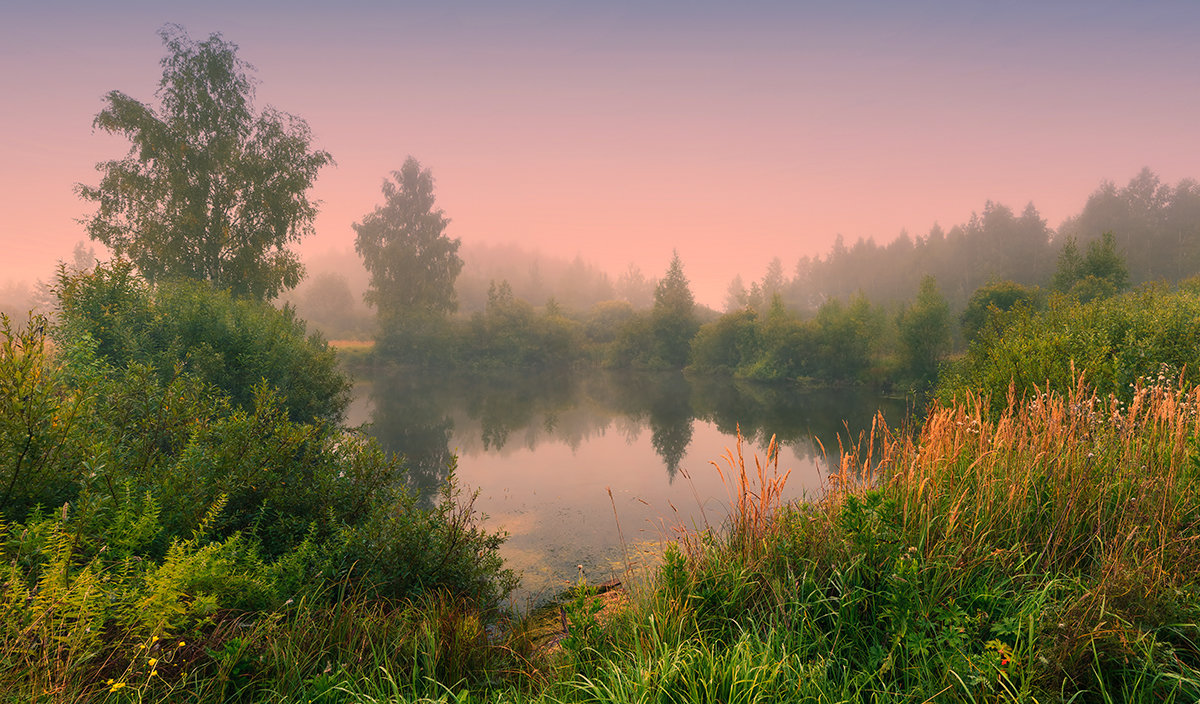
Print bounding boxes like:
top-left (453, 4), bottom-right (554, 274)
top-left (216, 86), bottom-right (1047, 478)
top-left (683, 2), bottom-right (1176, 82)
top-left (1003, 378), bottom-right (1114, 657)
top-left (545, 374), bottom-right (1200, 702)
top-left (5, 375), bottom-right (1200, 702)
top-left (328, 340), bottom-right (376, 351)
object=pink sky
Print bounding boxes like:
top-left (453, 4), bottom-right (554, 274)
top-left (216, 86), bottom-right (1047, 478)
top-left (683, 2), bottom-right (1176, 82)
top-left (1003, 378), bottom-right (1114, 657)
top-left (3, 1), bottom-right (1199, 306)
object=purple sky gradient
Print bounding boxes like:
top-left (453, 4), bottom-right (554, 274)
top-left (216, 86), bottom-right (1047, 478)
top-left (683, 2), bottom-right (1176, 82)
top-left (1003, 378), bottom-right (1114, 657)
top-left (3, 1), bottom-right (1199, 306)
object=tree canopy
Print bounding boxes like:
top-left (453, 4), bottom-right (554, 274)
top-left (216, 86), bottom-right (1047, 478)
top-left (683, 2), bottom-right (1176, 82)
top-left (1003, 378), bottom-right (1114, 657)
top-left (1052, 232), bottom-right (1130, 302)
top-left (897, 275), bottom-right (951, 386)
top-left (77, 25), bottom-right (332, 300)
top-left (355, 158), bottom-right (463, 322)
top-left (651, 252), bottom-right (699, 367)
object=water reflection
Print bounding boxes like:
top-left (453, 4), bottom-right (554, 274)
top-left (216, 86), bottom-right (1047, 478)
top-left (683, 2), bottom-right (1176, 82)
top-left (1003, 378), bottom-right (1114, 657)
top-left (357, 368), bottom-right (910, 499)
top-left (365, 372), bottom-right (457, 504)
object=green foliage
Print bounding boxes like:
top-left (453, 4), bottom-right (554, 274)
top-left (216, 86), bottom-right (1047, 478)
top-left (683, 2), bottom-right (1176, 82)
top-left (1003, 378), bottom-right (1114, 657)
top-left (0, 298), bottom-right (517, 700)
top-left (688, 308), bottom-right (761, 374)
top-left (0, 313), bottom-right (89, 518)
top-left (465, 281), bottom-right (584, 370)
top-left (960, 279), bottom-right (1042, 342)
top-left (76, 25), bottom-right (332, 300)
top-left (1053, 232), bottom-right (1131, 302)
top-left (812, 294), bottom-right (879, 382)
top-left (582, 299), bottom-right (635, 345)
top-left (940, 285), bottom-right (1200, 410)
top-left (55, 260), bottom-right (351, 424)
top-left (895, 275), bottom-right (951, 387)
top-left (688, 293), bottom-right (883, 385)
top-left (649, 252), bottom-right (700, 368)
top-left (606, 311), bottom-right (654, 369)
top-left (356, 157), bottom-right (464, 323)
top-left (337, 471), bottom-right (517, 605)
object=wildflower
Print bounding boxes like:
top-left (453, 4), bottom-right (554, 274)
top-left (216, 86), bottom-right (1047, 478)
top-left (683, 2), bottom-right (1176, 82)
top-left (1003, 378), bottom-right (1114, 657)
top-left (109, 681), bottom-right (127, 692)
top-left (178, 641), bottom-right (186, 648)
top-left (149, 658), bottom-right (158, 667)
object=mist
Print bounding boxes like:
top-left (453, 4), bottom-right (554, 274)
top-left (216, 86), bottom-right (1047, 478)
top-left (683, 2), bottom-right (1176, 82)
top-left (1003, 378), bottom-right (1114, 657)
top-left (260, 168), bottom-right (1198, 344)
top-left (6, 2), bottom-right (1200, 314)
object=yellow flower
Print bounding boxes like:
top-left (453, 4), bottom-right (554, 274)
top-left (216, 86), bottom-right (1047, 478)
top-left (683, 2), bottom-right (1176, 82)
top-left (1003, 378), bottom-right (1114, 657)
top-left (109, 681), bottom-right (127, 692)
top-left (148, 658), bottom-right (158, 667)
top-left (178, 641), bottom-right (186, 648)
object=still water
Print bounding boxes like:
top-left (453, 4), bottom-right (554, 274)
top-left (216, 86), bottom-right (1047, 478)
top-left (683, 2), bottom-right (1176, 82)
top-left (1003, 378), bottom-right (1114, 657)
top-left (347, 369), bottom-right (910, 604)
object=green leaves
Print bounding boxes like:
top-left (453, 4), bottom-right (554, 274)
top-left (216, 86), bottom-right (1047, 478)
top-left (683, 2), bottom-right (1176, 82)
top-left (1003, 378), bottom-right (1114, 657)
top-left (356, 157), bottom-right (463, 321)
top-left (78, 25), bottom-right (331, 300)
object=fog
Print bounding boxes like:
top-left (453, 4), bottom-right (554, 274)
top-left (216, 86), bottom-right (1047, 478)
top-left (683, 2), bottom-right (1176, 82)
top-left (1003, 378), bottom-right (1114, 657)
top-left (5, 2), bottom-right (1200, 316)
top-left (249, 168), bottom-right (1198, 341)
top-left (6, 167), bottom-right (1200, 340)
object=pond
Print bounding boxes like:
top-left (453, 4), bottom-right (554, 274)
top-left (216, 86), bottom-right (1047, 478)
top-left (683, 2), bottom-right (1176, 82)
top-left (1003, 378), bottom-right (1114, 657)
top-left (346, 368), bottom-right (912, 605)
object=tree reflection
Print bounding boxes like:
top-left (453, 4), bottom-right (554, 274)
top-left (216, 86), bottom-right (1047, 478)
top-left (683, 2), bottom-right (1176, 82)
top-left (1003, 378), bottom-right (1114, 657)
top-left (646, 374), bottom-right (694, 480)
top-left (362, 367), bottom-right (911, 484)
top-left (367, 371), bottom-right (455, 506)
top-left (690, 376), bottom-right (912, 464)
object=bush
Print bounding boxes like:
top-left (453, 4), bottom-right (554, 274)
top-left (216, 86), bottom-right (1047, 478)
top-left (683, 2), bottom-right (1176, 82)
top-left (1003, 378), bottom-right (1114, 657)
top-left (0, 299), bottom-right (517, 699)
top-left (54, 260), bottom-right (351, 424)
top-left (689, 308), bottom-right (761, 374)
top-left (939, 285), bottom-right (1200, 411)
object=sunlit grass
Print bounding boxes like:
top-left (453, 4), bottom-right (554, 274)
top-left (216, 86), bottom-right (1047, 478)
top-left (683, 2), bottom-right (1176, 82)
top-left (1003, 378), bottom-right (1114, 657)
top-left (329, 339), bottom-right (376, 350)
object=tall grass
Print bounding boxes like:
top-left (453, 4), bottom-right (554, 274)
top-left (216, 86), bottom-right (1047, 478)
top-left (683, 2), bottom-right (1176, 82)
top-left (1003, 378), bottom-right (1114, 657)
top-left (563, 375), bottom-right (1200, 702)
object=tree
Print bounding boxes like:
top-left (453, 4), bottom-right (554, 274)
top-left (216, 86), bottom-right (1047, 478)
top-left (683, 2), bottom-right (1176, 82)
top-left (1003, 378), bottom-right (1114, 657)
top-left (617, 263), bottom-right (656, 309)
top-left (54, 260), bottom-right (351, 424)
top-left (760, 256), bottom-right (786, 305)
top-left (355, 158), bottom-right (463, 324)
top-left (897, 275), bottom-right (951, 387)
top-left (724, 274), bottom-right (748, 312)
top-left (1052, 237), bottom-right (1085, 293)
top-left (77, 26), bottom-right (332, 300)
top-left (1053, 232), bottom-right (1129, 302)
top-left (960, 279), bottom-right (1041, 343)
top-left (651, 252), bottom-right (699, 368)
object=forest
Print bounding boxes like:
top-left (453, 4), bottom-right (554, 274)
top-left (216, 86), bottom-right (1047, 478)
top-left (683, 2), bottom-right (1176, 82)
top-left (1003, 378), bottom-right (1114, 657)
top-left (324, 156), bottom-right (1183, 395)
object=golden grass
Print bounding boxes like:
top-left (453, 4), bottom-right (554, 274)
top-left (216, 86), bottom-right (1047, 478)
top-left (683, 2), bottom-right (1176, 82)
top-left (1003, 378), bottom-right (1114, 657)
top-left (710, 426), bottom-right (792, 545)
top-left (328, 339), bottom-right (375, 350)
top-left (802, 373), bottom-right (1200, 621)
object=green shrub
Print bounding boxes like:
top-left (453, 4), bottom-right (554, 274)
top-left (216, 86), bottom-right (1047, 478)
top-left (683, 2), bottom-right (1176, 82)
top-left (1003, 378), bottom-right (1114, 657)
top-left (939, 285), bottom-right (1200, 410)
top-left (55, 260), bottom-right (351, 424)
top-left (0, 299), bottom-right (519, 700)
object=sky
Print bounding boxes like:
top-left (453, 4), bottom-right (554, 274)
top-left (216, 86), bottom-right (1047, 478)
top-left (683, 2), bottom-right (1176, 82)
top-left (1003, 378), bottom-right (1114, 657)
top-left (3, 0), bottom-right (1199, 307)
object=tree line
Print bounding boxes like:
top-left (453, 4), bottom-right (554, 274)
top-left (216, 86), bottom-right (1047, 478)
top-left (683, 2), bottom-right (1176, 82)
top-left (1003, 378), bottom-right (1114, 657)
top-left (57, 25), bottom-right (1200, 396)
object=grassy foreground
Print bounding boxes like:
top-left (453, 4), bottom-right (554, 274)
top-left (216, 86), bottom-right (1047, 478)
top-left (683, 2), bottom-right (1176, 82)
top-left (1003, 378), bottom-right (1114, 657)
top-left (523, 376), bottom-right (1200, 704)
top-left (8, 376), bottom-right (1200, 702)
